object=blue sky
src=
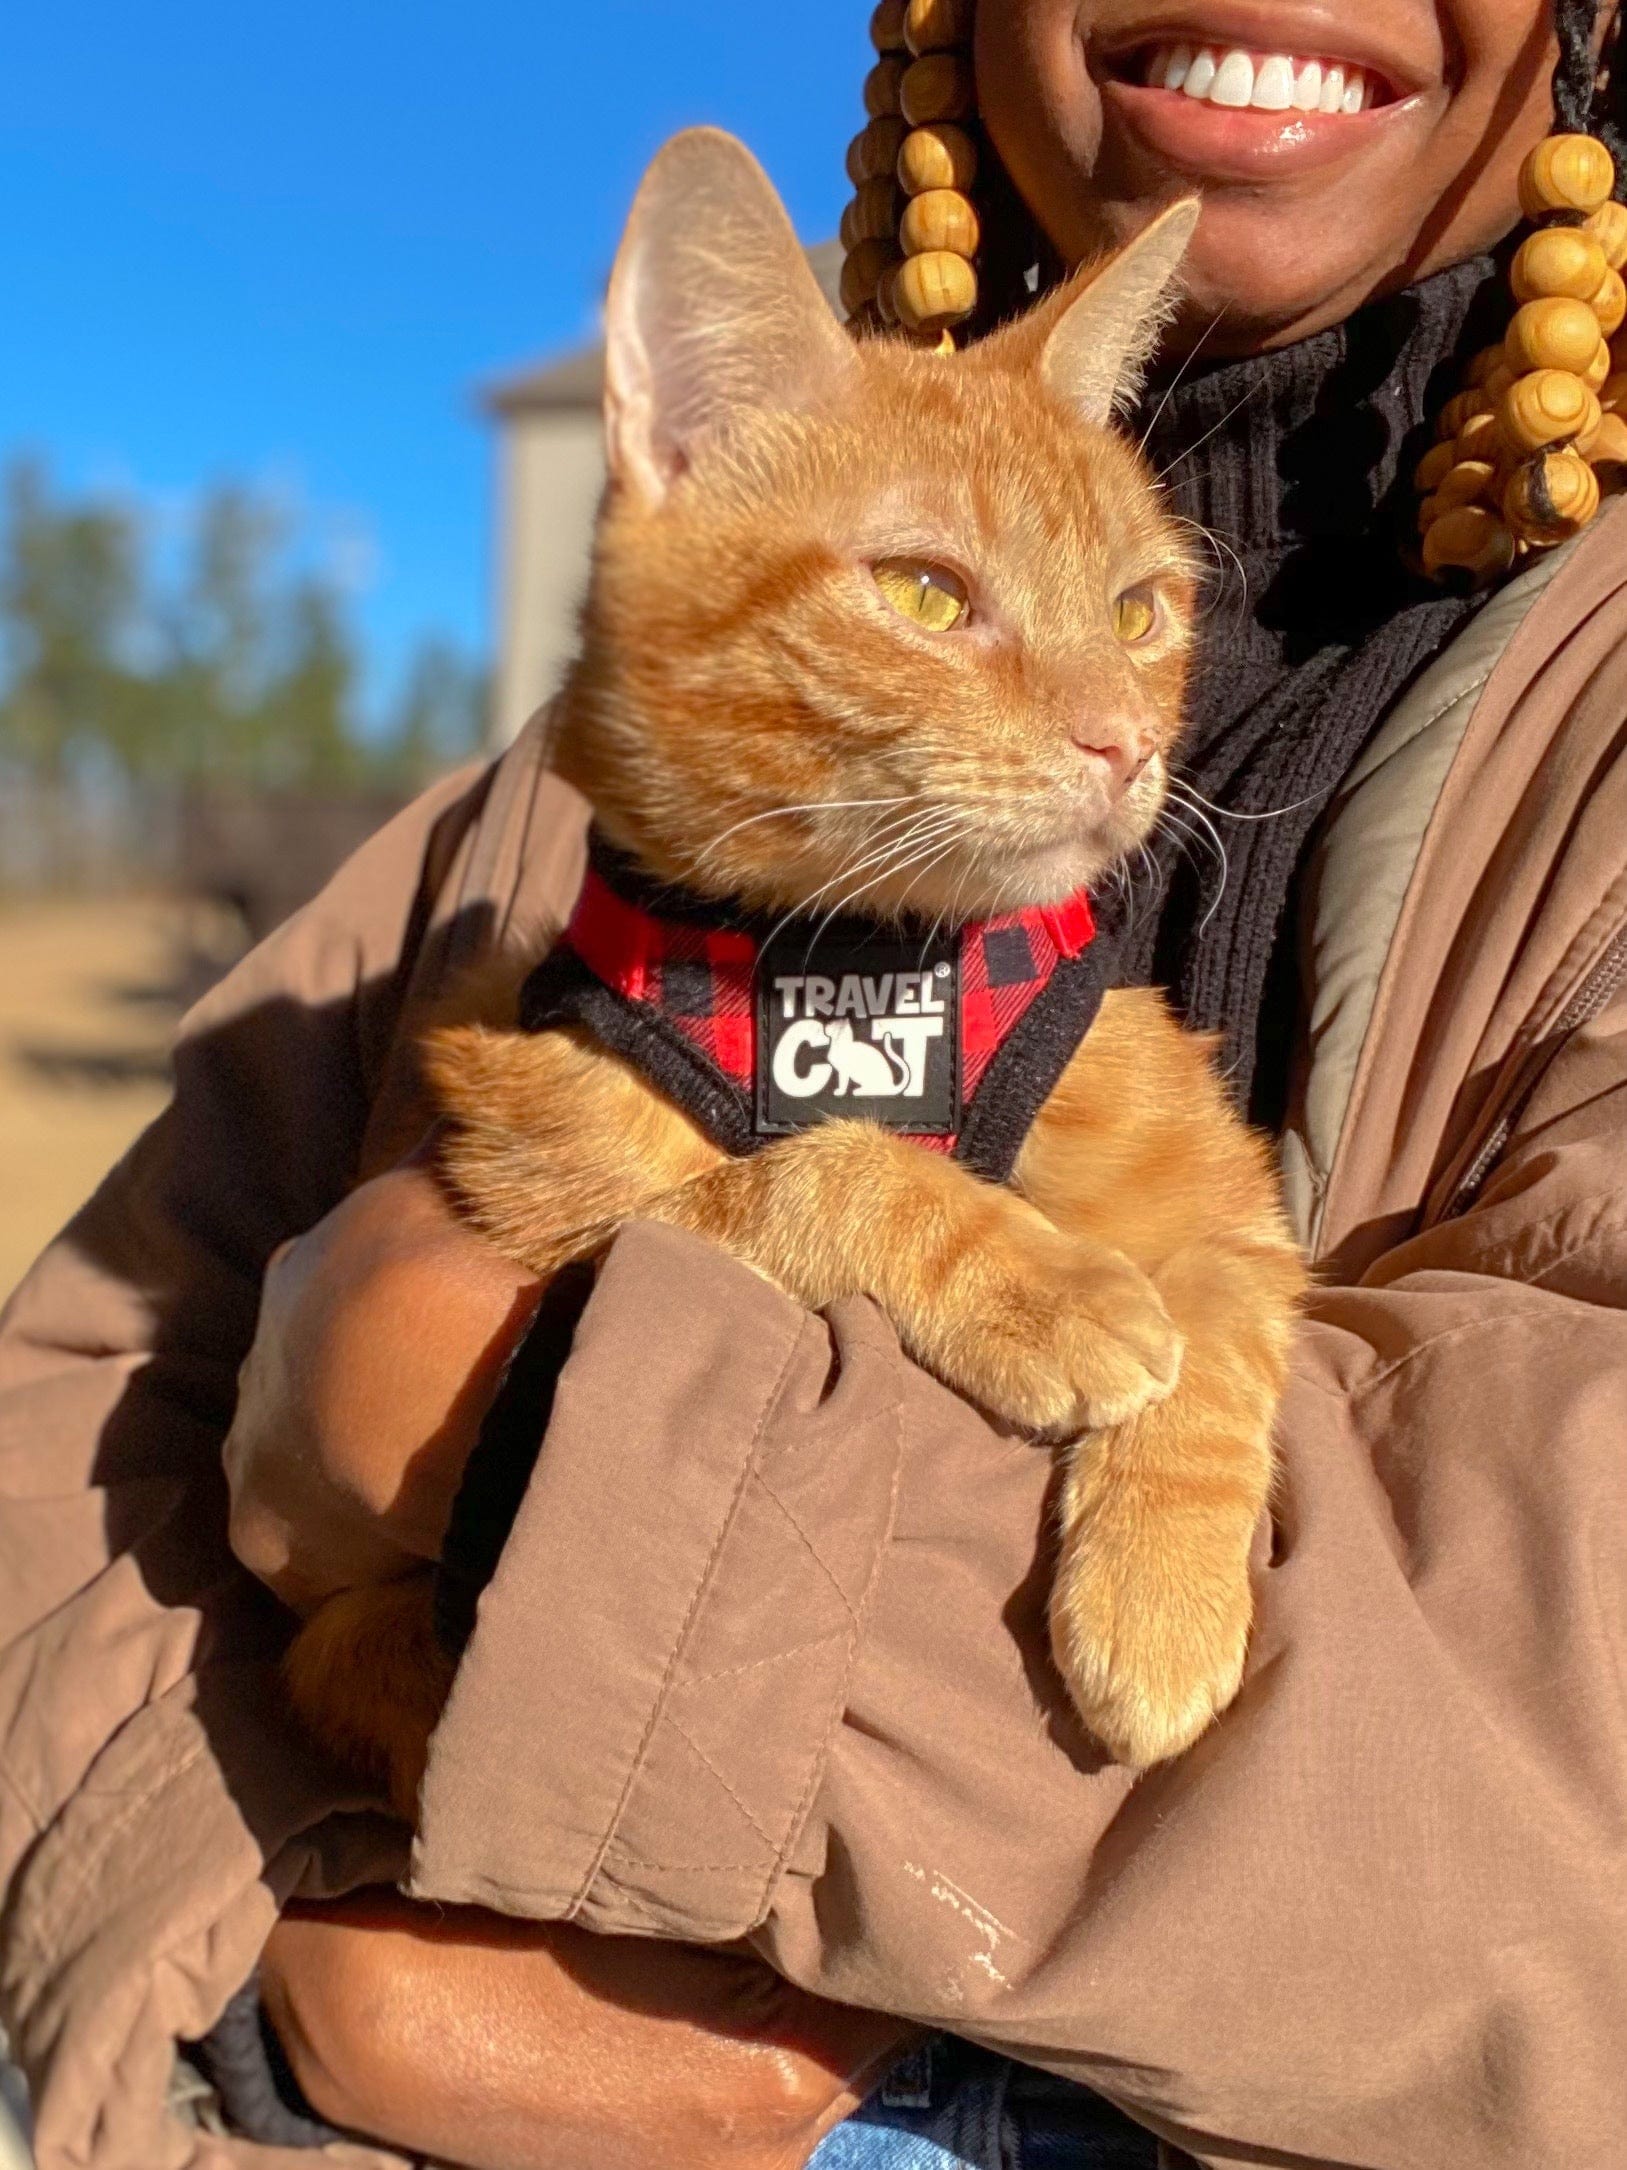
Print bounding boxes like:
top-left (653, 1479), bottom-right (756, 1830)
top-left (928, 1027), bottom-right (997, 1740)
top-left (0, 2), bottom-right (857, 721)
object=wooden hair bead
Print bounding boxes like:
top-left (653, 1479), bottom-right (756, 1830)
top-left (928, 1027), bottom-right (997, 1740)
top-left (841, 177), bottom-right (900, 250)
top-left (870, 0), bottom-right (910, 53)
top-left (900, 186), bottom-right (980, 256)
top-left (1583, 339), bottom-right (1613, 389)
top-left (1414, 440), bottom-right (1458, 493)
top-left (1464, 345), bottom-right (1506, 389)
top-left (864, 57), bottom-right (907, 116)
top-left (904, 0), bottom-right (974, 53)
top-left (1504, 296), bottom-right (1605, 376)
top-left (1483, 361), bottom-right (1515, 405)
top-left (1511, 228), bottom-right (1609, 304)
top-left (1438, 389), bottom-right (1488, 440)
top-left (1518, 134), bottom-right (1617, 220)
top-left (1455, 410), bottom-right (1505, 465)
top-left (847, 115), bottom-right (908, 185)
top-left (1587, 410), bottom-right (1627, 470)
top-left (1501, 368), bottom-right (1601, 451)
top-left (1601, 370), bottom-right (1627, 413)
top-left (895, 247), bottom-right (978, 329)
top-left (840, 236), bottom-right (899, 315)
top-left (1421, 503), bottom-right (1517, 586)
top-left (1435, 459), bottom-right (1497, 512)
top-left (1503, 450), bottom-right (1602, 543)
top-left (875, 261), bottom-right (902, 325)
top-left (900, 51), bottom-right (976, 124)
top-left (1591, 267), bottom-right (1627, 337)
top-left (1587, 200), bottom-right (1627, 272)
top-left (898, 121), bottom-right (978, 194)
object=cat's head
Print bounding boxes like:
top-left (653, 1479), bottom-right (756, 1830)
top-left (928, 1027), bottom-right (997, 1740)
top-left (553, 128), bottom-right (1199, 922)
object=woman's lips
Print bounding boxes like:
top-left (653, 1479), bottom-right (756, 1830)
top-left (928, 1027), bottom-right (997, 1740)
top-left (1100, 69), bottom-right (1416, 183)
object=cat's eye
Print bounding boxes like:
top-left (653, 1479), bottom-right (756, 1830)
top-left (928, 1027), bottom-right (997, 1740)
top-left (1113, 586), bottom-right (1159, 645)
top-left (872, 558), bottom-right (970, 633)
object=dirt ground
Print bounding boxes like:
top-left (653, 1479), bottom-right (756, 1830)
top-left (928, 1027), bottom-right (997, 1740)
top-left (0, 894), bottom-right (183, 1301)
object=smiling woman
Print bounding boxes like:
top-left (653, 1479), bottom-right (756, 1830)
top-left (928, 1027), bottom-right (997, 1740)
top-left (977, 0), bottom-right (1604, 344)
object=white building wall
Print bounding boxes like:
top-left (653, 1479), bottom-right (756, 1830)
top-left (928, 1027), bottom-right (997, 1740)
top-left (490, 408), bottom-right (605, 747)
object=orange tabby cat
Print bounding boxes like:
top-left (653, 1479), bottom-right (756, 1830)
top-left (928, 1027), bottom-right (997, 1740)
top-left (285, 129), bottom-right (1305, 1819)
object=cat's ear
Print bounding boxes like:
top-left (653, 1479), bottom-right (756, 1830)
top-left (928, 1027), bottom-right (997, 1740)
top-left (1037, 199), bottom-right (1201, 426)
top-left (603, 128), bottom-right (859, 507)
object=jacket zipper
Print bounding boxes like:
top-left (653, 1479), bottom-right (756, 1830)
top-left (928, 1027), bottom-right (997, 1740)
top-left (1443, 919), bottom-right (1627, 1219)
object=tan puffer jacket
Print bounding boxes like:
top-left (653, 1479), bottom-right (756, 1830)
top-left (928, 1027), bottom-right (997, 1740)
top-left (2, 503), bottom-right (1627, 2170)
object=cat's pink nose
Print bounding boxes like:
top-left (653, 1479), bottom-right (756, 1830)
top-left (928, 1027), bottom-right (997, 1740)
top-left (1070, 720), bottom-right (1154, 793)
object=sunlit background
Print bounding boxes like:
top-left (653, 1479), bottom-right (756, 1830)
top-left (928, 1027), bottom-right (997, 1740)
top-left (0, 2), bottom-right (857, 1301)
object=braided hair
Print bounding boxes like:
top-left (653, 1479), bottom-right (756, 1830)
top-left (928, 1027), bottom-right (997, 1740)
top-left (1549, 0), bottom-right (1622, 179)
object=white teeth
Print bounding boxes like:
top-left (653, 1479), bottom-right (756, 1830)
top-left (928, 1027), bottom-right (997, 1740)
top-left (1183, 47), bottom-right (1217, 99)
top-left (1211, 49), bottom-right (1255, 106)
top-left (1148, 43), bottom-right (1377, 116)
top-left (1252, 54), bottom-right (1296, 110)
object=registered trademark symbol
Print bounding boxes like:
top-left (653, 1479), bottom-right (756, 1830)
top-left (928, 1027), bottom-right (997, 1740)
top-left (934, 962), bottom-right (951, 978)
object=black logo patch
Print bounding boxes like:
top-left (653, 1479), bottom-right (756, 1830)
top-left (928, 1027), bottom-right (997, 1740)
top-left (755, 930), bottom-right (960, 1136)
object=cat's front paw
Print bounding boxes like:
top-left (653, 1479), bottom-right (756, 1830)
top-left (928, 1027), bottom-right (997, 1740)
top-left (939, 1234), bottom-right (1183, 1438)
top-left (1049, 1452), bottom-right (1259, 1767)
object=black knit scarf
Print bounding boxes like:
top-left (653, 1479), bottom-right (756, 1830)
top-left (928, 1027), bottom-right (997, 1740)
top-left (1111, 254), bottom-right (1508, 1126)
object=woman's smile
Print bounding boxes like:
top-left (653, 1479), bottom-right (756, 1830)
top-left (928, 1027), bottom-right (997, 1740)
top-left (976, 0), bottom-right (1571, 352)
top-left (1092, 12), bottom-right (1430, 181)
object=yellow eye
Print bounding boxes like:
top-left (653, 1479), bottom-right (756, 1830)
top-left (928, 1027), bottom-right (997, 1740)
top-left (1113, 586), bottom-right (1159, 644)
top-left (873, 558), bottom-right (969, 633)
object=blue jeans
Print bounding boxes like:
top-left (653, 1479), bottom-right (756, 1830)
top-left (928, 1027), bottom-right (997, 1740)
top-left (809, 2038), bottom-right (1172, 2170)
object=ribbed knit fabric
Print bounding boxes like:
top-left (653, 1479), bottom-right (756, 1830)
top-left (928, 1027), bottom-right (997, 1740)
top-left (1114, 254), bottom-right (1507, 1123)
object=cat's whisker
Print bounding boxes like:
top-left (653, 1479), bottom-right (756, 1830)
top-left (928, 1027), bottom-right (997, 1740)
top-left (689, 794), bottom-right (923, 874)
top-left (894, 836), bottom-right (964, 928)
top-left (1155, 805), bottom-right (1230, 935)
top-left (802, 811), bottom-right (968, 946)
top-left (1157, 804), bottom-right (1223, 868)
top-left (763, 809), bottom-right (963, 955)
top-left (1166, 776), bottom-right (1330, 825)
top-left (1155, 383), bottom-right (1261, 490)
top-left (1128, 840), bottom-right (1158, 928)
top-left (1138, 310), bottom-right (1227, 454)
top-left (1160, 513), bottom-right (1248, 609)
top-left (919, 825), bottom-right (983, 953)
top-left (1161, 789), bottom-right (1230, 873)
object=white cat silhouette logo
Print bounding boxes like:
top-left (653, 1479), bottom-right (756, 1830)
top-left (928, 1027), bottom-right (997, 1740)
top-left (767, 970), bottom-right (946, 1101)
top-left (757, 943), bottom-right (959, 1135)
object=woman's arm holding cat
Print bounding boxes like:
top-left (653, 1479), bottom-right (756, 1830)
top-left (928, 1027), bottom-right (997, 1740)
top-left (223, 1151), bottom-right (545, 1614)
top-left (258, 1888), bottom-right (907, 2170)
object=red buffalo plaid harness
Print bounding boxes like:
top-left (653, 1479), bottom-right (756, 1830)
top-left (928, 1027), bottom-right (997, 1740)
top-left (518, 834), bottom-right (1108, 1185)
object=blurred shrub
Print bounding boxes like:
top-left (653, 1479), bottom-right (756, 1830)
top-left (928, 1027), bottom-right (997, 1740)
top-left (0, 459), bottom-right (487, 888)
